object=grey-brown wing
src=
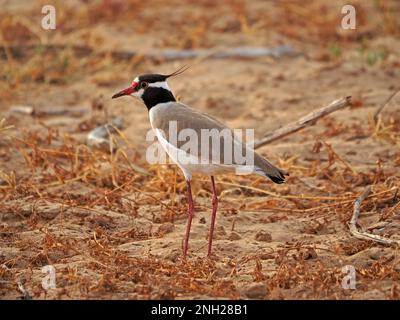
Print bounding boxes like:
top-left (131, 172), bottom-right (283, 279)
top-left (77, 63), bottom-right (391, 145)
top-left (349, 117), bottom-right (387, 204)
top-left (152, 103), bottom-right (287, 182)
top-left (152, 103), bottom-right (244, 163)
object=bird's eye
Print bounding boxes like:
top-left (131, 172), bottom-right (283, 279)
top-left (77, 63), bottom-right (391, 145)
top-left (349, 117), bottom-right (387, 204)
top-left (140, 82), bottom-right (148, 89)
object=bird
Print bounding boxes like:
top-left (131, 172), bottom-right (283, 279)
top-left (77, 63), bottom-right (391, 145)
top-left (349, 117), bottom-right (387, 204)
top-left (112, 67), bottom-right (288, 259)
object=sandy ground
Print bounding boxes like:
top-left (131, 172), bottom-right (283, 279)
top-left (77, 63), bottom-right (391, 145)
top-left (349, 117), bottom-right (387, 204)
top-left (1, 0), bottom-right (400, 299)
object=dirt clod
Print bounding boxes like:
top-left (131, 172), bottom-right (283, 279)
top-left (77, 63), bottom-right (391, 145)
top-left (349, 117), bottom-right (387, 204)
top-left (255, 231), bottom-right (272, 242)
top-left (242, 283), bottom-right (267, 299)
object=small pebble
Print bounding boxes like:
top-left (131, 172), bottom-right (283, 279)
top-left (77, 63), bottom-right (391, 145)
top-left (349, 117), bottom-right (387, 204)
top-left (301, 248), bottom-right (318, 260)
top-left (255, 230), bottom-right (272, 242)
top-left (228, 232), bottom-right (241, 241)
top-left (242, 283), bottom-right (267, 299)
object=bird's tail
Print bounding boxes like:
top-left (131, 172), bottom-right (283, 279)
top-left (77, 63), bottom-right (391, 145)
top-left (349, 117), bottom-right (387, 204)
top-left (266, 167), bottom-right (288, 184)
top-left (254, 155), bottom-right (289, 184)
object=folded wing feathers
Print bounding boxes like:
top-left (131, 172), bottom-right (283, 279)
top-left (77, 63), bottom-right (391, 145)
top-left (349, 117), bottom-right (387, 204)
top-left (152, 102), bottom-right (288, 184)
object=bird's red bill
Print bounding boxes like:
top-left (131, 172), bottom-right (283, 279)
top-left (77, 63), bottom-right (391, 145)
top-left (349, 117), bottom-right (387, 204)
top-left (112, 81), bottom-right (138, 99)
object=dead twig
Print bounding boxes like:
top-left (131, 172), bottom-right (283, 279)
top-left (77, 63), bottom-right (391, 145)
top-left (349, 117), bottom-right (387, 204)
top-left (0, 118), bottom-right (14, 133)
top-left (0, 44), bottom-right (297, 61)
top-left (254, 96), bottom-right (352, 149)
top-left (373, 89), bottom-right (400, 123)
top-left (348, 186), bottom-right (400, 246)
top-left (17, 282), bottom-right (32, 300)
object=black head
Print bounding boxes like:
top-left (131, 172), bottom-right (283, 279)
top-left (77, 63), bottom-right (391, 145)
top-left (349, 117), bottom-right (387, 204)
top-left (111, 66), bottom-right (190, 110)
top-left (137, 74), bottom-right (168, 83)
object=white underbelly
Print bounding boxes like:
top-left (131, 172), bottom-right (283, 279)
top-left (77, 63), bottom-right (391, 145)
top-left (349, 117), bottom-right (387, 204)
top-left (153, 127), bottom-right (236, 180)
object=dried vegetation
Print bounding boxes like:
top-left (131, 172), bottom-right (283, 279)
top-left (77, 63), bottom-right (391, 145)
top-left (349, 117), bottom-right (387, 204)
top-left (1, 0), bottom-right (400, 299)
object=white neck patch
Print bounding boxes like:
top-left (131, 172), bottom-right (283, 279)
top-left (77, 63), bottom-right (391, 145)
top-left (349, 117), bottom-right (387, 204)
top-left (149, 81), bottom-right (170, 91)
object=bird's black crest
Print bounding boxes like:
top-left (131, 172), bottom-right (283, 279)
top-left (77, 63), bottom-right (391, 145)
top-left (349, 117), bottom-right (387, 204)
top-left (138, 65), bottom-right (190, 83)
top-left (138, 74), bottom-right (168, 83)
top-left (165, 65), bottom-right (191, 78)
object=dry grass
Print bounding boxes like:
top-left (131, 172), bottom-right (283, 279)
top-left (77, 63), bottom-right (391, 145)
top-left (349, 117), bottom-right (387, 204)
top-left (1, 0), bottom-right (400, 300)
top-left (1, 109), bottom-right (399, 299)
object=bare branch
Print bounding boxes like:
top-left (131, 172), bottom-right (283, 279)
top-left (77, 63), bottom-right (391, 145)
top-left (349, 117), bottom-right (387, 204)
top-left (17, 282), bottom-right (32, 300)
top-left (348, 186), bottom-right (400, 246)
top-left (254, 96), bottom-right (352, 149)
top-left (373, 89), bottom-right (400, 123)
top-left (0, 44), bottom-right (298, 61)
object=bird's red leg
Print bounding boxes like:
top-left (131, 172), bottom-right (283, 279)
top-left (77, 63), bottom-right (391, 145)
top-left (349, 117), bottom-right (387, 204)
top-left (207, 176), bottom-right (218, 257)
top-left (183, 180), bottom-right (194, 259)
